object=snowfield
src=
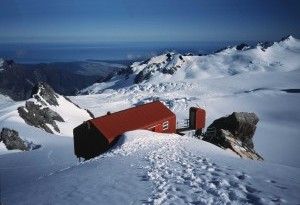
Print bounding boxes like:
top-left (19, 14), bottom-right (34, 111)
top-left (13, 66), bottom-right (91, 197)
top-left (1, 131), bottom-right (299, 204)
top-left (0, 36), bottom-right (300, 204)
top-left (73, 68), bottom-right (300, 168)
top-left (80, 36), bottom-right (300, 94)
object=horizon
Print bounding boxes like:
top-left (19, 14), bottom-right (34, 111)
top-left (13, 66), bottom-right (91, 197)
top-left (0, 35), bottom-right (298, 63)
top-left (0, 36), bottom-right (297, 45)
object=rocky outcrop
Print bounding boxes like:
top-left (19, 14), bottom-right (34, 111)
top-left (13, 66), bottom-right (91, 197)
top-left (18, 101), bottom-right (64, 134)
top-left (0, 60), bottom-right (124, 101)
top-left (134, 53), bottom-right (185, 83)
top-left (0, 128), bottom-right (27, 150)
top-left (17, 82), bottom-right (94, 134)
top-left (258, 42), bottom-right (274, 51)
top-left (0, 59), bottom-right (15, 69)
top-left (18, 82), bottom-right (65, 134)
top-left (203, 112), bottom-right (263, 160)
top-left (31, 82), bottom-right (59, 106)
top-left (236, 43), bottom-right (250, 51)
top-left (0, 128), bottom-right (41, 151)
top-left (135, 69), bottom-right (153, 83)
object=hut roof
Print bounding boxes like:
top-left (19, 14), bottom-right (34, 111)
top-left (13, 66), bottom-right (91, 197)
top-left (89, 101), bottom-right (175, 143)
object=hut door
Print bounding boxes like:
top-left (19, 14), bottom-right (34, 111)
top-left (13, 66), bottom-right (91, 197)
top-left (190, 110), bottom-right (196, 129)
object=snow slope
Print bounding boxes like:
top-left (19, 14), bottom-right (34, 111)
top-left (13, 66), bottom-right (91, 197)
top-left (81, 36), bottom-right (300, 94)
top-left (1, 131), bottom-right (299, 204)
top-left (0, 36), bottom-right (299, 204)
top-left (72, 69), bottom-right (300, 168)
top-left (0, 58), bottom-right (4, 71)
top-left (0, 94), bottom-right (14, 110)
top-left (75, 36), bottom-right (300, 167)
top-left (0, 89), bottom-right (92, 154)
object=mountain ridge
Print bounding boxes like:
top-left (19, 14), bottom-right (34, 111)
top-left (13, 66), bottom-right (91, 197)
top-left (0, 60), bottom-right (126, 101)
top-left (81, 35), bottom-right (300, 94)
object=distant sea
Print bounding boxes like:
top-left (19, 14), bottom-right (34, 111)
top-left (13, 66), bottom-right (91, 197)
top-left (0, 41), bottom-right (254, 64)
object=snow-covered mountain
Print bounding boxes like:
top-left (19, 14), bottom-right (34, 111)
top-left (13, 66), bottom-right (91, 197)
top-left (0, 58), bottom-right (4, 70)
top-left (0, 59), bottom-right (126, 101)
top-left (81, 35), bottom-right (300, 94)
top-left (0, 82), bottom-right (92, 154)
top-left (0, 36), bottom-right (299, 204)
top-left (74, 36), bottom-right (300, 166)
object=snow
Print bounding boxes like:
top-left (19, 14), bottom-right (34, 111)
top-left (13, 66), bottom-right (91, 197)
top-left (47, 95), bottom-right (92, 136)
top-left (0, 94), bottom-right (14, 110)
top-left (0, 58), bottom-right (3, 65)
top-left (72, 69), bottom-right (300, 167)
top-left (81, 36), bottom-right (300, 95)
top-left (75, 37), bottom-right (300, 167)
top-left (0, 92), bottom-right (92, 154)
top-left (0, 141), bottom-right (8, 153)
top-left (0, 36), bottom-right (300, 204)
top-left (1, 130), bottom-right (299, 204)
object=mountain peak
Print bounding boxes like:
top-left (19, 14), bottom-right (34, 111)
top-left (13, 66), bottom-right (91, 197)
top-left (0, 59), bottom-right (15, 70)
top-left (31, 82), bottom-right (59, 106)
top-left (0, 58), bottom-right (4, 67)
top-left (18, 82), bottom-right (93, 134)
top-left (280, 35), bottom-right (295, 42)
top-left (236, 43), bottom-right (250, 51)
top-left (257, 41), bottom-right (274, 51)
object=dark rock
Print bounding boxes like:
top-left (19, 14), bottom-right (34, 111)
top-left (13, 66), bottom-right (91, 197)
top-left (94, 76), bottom-right (105, 84)
top-left (0, 60), bottom-right (125, 101)
top-left (95, 71), bottom-right (120, 84)
top-left (1, 59), bottom-right (15, 69)
top-left (117, 67), bottom-right (134, 77)
top-left (31, 82), bottom-right (59, 106)
top-left (18, 101), bottom-right (64, 134)
top-left (185, 53), bottom-right (194, 56)
top-left (0, 128), bottom-right (41, 151)
top-left (133, 53), bottom-right (182, 83)
top-left (17, 83), bottom-right (94, 133)
top-left (236, 43), bottom-right (249, 51)
top-left (207, 112), bottom-right (258, 148)
top-left (0, 128), bottom-right (28, 151)
top-left (217, 129), bottom-right (262, 160)
top-left (281, 89), bottom-right (300, 93)
top-left (134, 71), bottom-right (145, 84)
top-left (258, 41), bottom-right (274, 51)
top-left (166, 53), bottom-right (173, 61)
top-left (134, 70), bottom-right (153, 83)
top-left (280, 35), bottom-right (293, 42)
top-left (161, 66), bottom-right (177, 75)
top-left (203, 112), bottom-right (263, 160)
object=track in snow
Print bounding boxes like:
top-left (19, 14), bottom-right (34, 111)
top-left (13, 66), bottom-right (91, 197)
top-left (120, 137), bottom-right (286, 205)
top-left (0, 131), bottom-right (295, 205)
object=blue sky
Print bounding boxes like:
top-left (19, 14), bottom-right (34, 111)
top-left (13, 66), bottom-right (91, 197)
top-left (0, 0), bottom-right (299, 43)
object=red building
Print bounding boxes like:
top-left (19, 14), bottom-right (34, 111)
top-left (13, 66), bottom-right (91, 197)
top-left (73, 101), bottom-right (176, 159)
top-left (189, 107), bottom-right (206, 136)
top-left (189, 107), bottom-right (206, 130)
